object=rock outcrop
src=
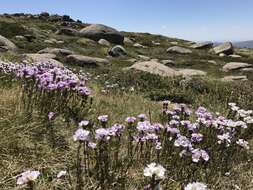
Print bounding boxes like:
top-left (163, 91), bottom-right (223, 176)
top-left (222, 62), bottom-right (252, 72)
top-left (0, 35), bottom-right (17, 51)
top-left (213, 42), bottom-right (234, 55)
top-left (66, 54), bottom-right (110, 66)
top-left (38, 48), bottom-right (73, 56)
top-left (128, 60), bottom-right (206, 78)
top-left (167, 46), bottom-right (192, 54)
top-left (79, 24), bottom-right (124, 44)
top-left (191, 42), bottom-right (213, 49)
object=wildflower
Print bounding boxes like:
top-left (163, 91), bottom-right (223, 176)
top-left (191, 133), bottom-right (203, 143)
top-left (17, 170), bottom-right (40, 185)
top-left (191, 149), bottom-right (209, 163)
top-left (125, 116), bottom-right (136, 123)
top-left (88, 142), bottom-right (97, 149)
top-left (78, 120), bottom-right (89, 127)
top-left (138, 113), bottom-right (147, 120)
top-left (217, 132), bottom-right (231, 146)
top-left (184, 182), bottom-right (207, 190)
top-left (95, 128), bottom-right (110, 141)
top-left (57, 170), bottom-right (67, 179)
top-left (236, 139), bottom-right (250, 150)
top-left (98, 115), bottom-right (108, 123)
top-left (48, 112), bottom-right (55, 120)
top-left (143, 163), bottom-right (166, 180)
top-left (155, 142), bottom-right (162, 150)
top-left (174, 135), bottom-right (191, 148)
top-left (73, 128), bottom-right (90, 142)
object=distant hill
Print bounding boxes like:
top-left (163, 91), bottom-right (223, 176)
top-left (233, 40), bottom-right (253, 48)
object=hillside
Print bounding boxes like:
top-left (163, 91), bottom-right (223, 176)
top-left (0, 13), bottom-right (253, 190)
top-left (234, 40), bottom-right (253, 48)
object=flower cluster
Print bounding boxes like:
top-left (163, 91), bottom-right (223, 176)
top-left (143, 163), bottom-right (166, 180)
top-left (0, 61), bottom-right (91, 95)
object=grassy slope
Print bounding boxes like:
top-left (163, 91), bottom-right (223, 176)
top-left (0, 15), bottom-right (253, 189)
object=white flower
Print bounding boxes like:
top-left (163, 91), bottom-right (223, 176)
top-left (57, 170), bottom-right (67, 178)
top-left (73, 128), bottom-right (90, 142)
top-left (236, 139), bottom-right (250, 150)
top-left (17, 170), bottom-right (40, 185)
top-left (184, 182), bottom-right (207, 190)
top-left (78, 120), bottom-right (89, 127)
top-left (143, 163), bottom-right (166, 180)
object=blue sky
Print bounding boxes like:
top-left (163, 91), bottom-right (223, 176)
top-left (0, 0), bottom-right (252, 42)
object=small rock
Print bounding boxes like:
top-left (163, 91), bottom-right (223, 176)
top-left (229, 54), bottom-right (242, 58)
top-left (15, 35), bottom-right (26, 40)
top-left (38, 48), bottom-right (73, 56)
top-left (108, 45), bottom-right (127, 57)
top-left (191, 41), bottom-right (213, 49)
top-left (98, 39), bottom-right (111, 46)
top-left (222, 75), bottom-right (248, 82)
top-left (213, 42), bottom-right (234, 55)
top-left (138, 55), bottom-right (150, 61)
top-left (241, 68), bottom-right (253, 72)
top-left (127, 58), bottom-right (137, 63)
top-left (170, 41), bottom-right (178, 45)
top-left (222, 62), bottom-right (252, 72)
top-left (66, 54), bottom-right (110, 66)
top-left (167, 46), bottom-right (192, 54)
top-left (133, 43), bottom-right (146, 48)
top-left (152, 41), bottom-right (160, 45)
top-left (161, 60), bottom-right (175, 66)
top-left (219, 53), bottom-right (226, 57)
top-left (124, 37), bottom-right (134, 44)
top-left (207, 60), bottom-right (217, 65)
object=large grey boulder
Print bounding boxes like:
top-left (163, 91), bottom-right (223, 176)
top-left (167, 46), bottom-right (192, 54)
top-left (108, 45), bottom-right (127, 57)
top-left (128, 60), bottom-right (178, 77)
top-left (24, 53), bottom-right (63, 66)
top-left (191, 42), bottom-right (213, 49)
top-left (66, 54), bottom-right (110, 66)
top-left (38, 48), bottom-right (73, 56)
top-left (79, 24), bottom-right (124, 44)
top-left (222, 62), bottom-right (252, 72)
top-left (213, 42), bottom-right (234, 55)
top-left (128, 60), bottom-right (206, 78)
top-left (0, 35), bottom-right (17, 51)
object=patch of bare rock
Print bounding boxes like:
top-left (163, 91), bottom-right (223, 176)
top-left (222, 62), bottom-right (252, 72)
top-left (127, 60), bottom-right (206, 78)
top-left (38, 48), bottom-right (73, 56)
top-left (212, 42), bottom-right (234, 55)
top-left (0, 35), bottom-right (17, 51)
top-left (190, 42), bottom-right (213, 49)
top-left (66, 54), bottom-right (110, 66)
top-left (167, 46), bottom-right (192, 54)
top-left (222, 75), bottom-right (248, 82)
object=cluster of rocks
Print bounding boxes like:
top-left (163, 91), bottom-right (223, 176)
top-left (2, 12), bottom-right (80, 23)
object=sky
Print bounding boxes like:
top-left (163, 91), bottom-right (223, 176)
top-left (0, 0), bottom-right (252, 42)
